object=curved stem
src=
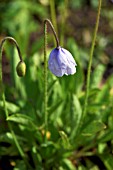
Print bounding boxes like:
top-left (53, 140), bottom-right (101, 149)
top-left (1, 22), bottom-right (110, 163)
top-left (0, 36), bottom-right (23, 62)
top-left (44, 19), bottom-right (60, 48)
top-left (82, 0), bottom-right (102, 117)
top-left (49, 0), bottom-right (58, 36)
top-left (0, 37), bottom-right (28, 164)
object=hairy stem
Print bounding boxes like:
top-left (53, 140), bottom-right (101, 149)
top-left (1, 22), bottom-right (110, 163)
top-left (49, 0), bottom-right (58, 36)
top-left (43, 19), bottom-right (60, 140)
top-left (0, 37), bottom-right (29, 165)
top-left (44, 19), bottom-right (60, 48)
top-left (44, 21), bottom-right (48, 140)
top-left (82, 0), bottom-right (102, 117)
top-left (0, 37), bottom-right (23, 62)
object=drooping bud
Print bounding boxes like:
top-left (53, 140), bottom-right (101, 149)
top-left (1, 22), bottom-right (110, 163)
top-left (16, 61), bottom-right (26, 77)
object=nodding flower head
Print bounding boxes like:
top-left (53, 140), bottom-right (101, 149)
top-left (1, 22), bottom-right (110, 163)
top-left (48, 46), bottom-right (77, 77)
top-left (16, 61), bottom-right (26, 77)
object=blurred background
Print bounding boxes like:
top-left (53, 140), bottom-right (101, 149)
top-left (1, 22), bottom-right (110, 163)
top-left (0, 0), bottom-right (113, 84)
top-left (1, 0), bottom-right (113, 169)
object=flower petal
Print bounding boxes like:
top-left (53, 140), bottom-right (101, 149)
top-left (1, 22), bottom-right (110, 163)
top-left (48, 47), bottom-right (77, 77)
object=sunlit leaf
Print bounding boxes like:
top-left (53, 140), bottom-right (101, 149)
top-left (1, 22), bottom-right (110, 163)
top-left (0, 100), bottom-right (20, 113)
top-left (59, 131), bottom-right (71, 149)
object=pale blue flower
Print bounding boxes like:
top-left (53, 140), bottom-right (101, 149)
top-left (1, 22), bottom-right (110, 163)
top-left (48, 47), bottom-right (77, 77)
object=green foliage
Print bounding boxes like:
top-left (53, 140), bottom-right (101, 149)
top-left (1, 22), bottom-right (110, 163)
top-left (0, 0), bottom-right (113, 169)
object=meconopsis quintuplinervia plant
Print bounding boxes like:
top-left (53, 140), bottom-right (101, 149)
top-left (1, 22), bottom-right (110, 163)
top-left (44, 19), bottom-right (77, 140)
top-left (45, 19), bottom-right (77, 77)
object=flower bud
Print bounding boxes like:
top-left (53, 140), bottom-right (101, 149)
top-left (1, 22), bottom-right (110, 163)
top-left (16, 61), bottom-right (26, 77)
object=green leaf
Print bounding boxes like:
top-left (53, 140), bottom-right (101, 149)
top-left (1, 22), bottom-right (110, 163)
top-left (7, 113), bottom-right (37, 131)
top-left (0, 132), bottom-right (27, 147)
top-left (97, 129), bottom-right (113, 143)
top-left (48, 79), bottom-right (57, 93)
top-left (61, 158), bottom-right (76, 170)
top-left (87, 103), bottom-right (107, 112)
top-left (70, 95), bottom-right (82, 139)
top-left (0, 142), bottom-right (25, 156)
top-left (90, 64), bottom-right (105, 89)
top-left (78, 165), bottom-right (87, 170)
top-left (40, 141), bottom-right (56, 159)
top-left (100, 154), bottom-right (113, 170)
top-left (95, 75), bottom-right (113, 103)
top-left (14, 160), bottom-right (27, 170)
top-left (0, 132), bottom-right (14, 144)
top-left (6, 113), bottom-right (43, 144)
top-left (0, 100), bottom-right (20, 113)
top-left (31, 146), bottom-right (42, 169)
top-left (59, 131), bottom-right (71, 149)
top-left (48, 99), bottom-right (63, 115)
top-left (81, 120), bottom-right (106, 136)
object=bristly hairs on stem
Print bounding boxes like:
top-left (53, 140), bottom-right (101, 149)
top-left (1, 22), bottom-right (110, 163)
top-left (44, 19), bottom-right (60, 141)
top-left (0, 37), bottom-right (23, 61)
top-left (44, 19), bottom-right (60, 48)
top-left (0, 37), bottom-right (32, 169)
top-left (82, 0), bottom-right (102, 118)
